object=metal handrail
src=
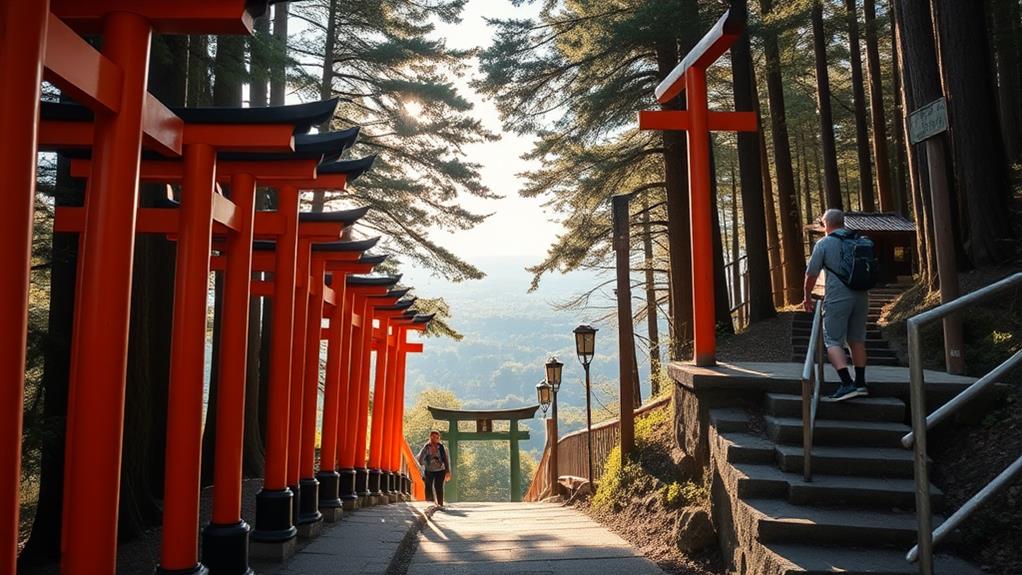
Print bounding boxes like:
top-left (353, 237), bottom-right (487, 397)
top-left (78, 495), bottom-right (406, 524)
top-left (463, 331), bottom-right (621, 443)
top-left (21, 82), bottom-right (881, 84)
top-left (800, 297), bottom-right (826, 482)
top-left (902, 272), bottom-right (1022, 574)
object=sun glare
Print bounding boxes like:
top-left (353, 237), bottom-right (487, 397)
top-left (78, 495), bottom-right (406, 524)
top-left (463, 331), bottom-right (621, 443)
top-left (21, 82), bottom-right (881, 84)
top-left (403, 99), bottom-right (424, 118)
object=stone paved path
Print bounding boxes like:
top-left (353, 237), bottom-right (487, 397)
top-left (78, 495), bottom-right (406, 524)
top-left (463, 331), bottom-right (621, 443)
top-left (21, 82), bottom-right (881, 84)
top-left (407, 502), bottom-right (665, 575)
top-left (263, 501), bottom-right (430, 575)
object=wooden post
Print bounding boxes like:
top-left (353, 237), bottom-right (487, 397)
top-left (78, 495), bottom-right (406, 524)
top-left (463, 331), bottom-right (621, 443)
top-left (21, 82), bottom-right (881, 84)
top-left (909, 99), bottom-right (964, 374)
top-left (612, 195), bottom-right (636, 460)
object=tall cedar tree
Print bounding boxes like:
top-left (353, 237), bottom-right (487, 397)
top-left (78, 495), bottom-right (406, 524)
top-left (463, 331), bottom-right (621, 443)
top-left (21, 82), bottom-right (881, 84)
top-left (863, 0), bottom-right (894, 212)
top-left (475, 0), bottom-right (742, 358)
top-left (760, 0), bottom-right (806, 304)
top-left (810, 0), bottom-right (843, 211)
top-left (730, 0), bottom-right (775, 323)
top-left (844, 0), bottom-right (875, 211)
top-left (933, 0), bottom-right (1016, 266)
top-left (287, 0), bottom-right (494, 282)
top-left (989, 0), bottom-right (1022, 164)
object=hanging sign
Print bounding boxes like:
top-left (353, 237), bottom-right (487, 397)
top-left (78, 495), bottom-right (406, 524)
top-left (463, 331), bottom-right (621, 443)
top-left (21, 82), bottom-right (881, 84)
top-left (909, 97), bottom-right (948, 145)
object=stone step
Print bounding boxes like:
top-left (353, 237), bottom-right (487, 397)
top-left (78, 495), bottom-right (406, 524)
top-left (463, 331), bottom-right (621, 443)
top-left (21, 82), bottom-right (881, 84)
top-left (764, 393), bottom-right (905, 423)
top-left (790, 356), bottom-right (901, 366)
top-left (716, 431), bottom-right (776, 465)
top-left (731, 463), bottom-right (941, 510)
top-left (775, 444), bottom-right (917, 478)
top-left (791, 335), bottom-right (889, 346)
top-left (709, 407), bottom-right (754, 433)
top-left (791, 326), bottom-right (884, 338)
top-left (792, 345), bottom-right (896, 357)
top-left (747, 498), bottom-right (930, 547)
top-left (765, 544), bottom-right (984, 575)
top-left (765, 416), bottom-right (910, 448)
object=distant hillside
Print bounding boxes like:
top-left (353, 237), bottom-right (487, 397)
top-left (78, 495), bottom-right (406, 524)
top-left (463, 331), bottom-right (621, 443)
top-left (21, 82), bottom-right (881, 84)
top-left (401, 255), bottom-right (659, 453)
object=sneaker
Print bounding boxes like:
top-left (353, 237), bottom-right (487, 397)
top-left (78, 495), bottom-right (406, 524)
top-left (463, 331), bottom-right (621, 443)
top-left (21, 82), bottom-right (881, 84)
top-left (823, 384), bottom-right (867, 402)
top-left (855, 385), bottom-right (869, 397)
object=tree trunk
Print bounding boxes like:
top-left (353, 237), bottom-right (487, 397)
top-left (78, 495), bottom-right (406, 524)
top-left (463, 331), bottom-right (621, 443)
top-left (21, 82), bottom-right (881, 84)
top-left (311, 0), bottom-right (340, 212)
top-left (893, 0), bottom-right (929, 285)
top-left (890, 1), bottom-right (910, 217)
top-left (933, 0), bottom-right (1015, 266)
top-left (213, 36), bottom-right (245, 107)
top-left (811, 0), bottom-right (844, 211)
top-left (729, 4), bottom-right (776, 322)
top-left (641, 199), bottom-right (661, 394)
top-left (863, 0), bottom-right (894, 212)
top-left (801, 131), bottom-right (813, 224)
top-left (730, 168), bottom-right (742, 329)
top-left (989, 0), bottom-right (1022, 163)
top-left (760, 0), bottom-right (806, 304)
top-left (710, 144), bottom-right (735, 335)
top-left (901, 0), bottom-right (950, 292)
top-left (249, 14), bottom-right (271, 107)
top-left (655, 34), bottom-right (695, 359)
top-left (187, 36), bottom-right (212, 107)
top-left (752, 64), bottom-right (784, 309)
top-left (845, 0), bottom-right (875, 211)
top-left (270, 3), bottom-right (289, 106)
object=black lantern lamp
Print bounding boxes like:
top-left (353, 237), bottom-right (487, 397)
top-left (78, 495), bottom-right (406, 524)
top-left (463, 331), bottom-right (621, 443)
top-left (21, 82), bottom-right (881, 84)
top-left (572, 324), bottom-right (598, 489)
top-left (545, 357), bottom-right (563, 393)
top-left (536, 381), bottom-right (552, 416)
top-left (573, 324), bottom-right (597, 367)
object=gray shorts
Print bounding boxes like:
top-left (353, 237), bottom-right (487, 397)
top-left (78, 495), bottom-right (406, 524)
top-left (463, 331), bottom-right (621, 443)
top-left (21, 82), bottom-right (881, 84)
top-left (823, 293), bottom-right (868, 349)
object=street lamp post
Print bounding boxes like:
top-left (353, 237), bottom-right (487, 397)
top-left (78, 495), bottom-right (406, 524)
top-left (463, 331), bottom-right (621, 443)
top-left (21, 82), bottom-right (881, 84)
top-left (544, 357), bottom-right (563, 495)
top-left (573, 325), bottom-right (597, 490)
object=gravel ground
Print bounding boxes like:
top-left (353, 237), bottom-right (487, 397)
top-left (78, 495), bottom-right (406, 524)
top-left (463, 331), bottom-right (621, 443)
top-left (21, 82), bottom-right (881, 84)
top-left (716, 311), bottom-right (795, 362)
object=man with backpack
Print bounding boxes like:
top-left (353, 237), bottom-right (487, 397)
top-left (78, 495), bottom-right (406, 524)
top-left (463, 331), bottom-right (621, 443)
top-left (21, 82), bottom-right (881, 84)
top-left (416, 430), bottom-right (452, 507)
top-left (802, 209), bottom-right (878, 402)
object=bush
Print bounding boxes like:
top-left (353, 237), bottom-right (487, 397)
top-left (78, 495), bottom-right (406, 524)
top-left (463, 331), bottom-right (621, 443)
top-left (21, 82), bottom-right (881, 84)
top-left (591, 406), bottom-right (678, 512)
top-left (662, 480), bottom-right (708, 509)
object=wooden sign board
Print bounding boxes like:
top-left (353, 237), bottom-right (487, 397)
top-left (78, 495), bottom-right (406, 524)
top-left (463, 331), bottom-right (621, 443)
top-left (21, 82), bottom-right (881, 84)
top-left (909, 97), bottom-right (948, 145)
top-left (476, 419), bottom-right (493, 433)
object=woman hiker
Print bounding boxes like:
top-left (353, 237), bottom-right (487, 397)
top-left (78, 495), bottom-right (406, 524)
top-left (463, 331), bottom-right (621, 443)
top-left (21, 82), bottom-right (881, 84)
top-left (417, 430), bottom-right (452, 507)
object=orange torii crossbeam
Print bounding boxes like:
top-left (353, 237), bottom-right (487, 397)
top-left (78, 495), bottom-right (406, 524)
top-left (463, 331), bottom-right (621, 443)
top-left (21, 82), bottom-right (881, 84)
top-left (638, 8), bottom-right (755, 367)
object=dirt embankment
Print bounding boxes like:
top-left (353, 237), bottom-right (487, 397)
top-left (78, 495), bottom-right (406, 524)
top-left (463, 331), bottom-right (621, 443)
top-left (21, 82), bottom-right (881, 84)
top-left (879, 265), bottom-right (1022, 574)
top-left (574, 407), bottom-right (724, 575)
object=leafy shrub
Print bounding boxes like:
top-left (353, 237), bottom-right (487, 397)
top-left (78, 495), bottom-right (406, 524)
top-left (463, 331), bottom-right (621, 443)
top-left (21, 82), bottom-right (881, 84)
top-left (662, 480), bottom-right (708, 509)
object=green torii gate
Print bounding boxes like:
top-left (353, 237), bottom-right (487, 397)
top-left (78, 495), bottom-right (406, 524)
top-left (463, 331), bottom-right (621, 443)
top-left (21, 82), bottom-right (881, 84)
top-left (427, 405), bottom-right (539, 502)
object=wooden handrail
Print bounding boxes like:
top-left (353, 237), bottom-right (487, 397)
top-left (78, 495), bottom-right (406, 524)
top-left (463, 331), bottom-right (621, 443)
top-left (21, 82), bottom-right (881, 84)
top-left (401, 438), bottom-right (425, 501)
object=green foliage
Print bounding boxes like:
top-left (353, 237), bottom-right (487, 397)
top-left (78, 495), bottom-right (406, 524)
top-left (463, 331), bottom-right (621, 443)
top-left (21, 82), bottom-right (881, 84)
top-left (288, 0), bottom-right (496, 284)
top-left (592, 405), bottom-right (673, 511)
top-left (662, 480), bottom-right (707, 509)
top-left (404, 388), bottom-right (538, 501)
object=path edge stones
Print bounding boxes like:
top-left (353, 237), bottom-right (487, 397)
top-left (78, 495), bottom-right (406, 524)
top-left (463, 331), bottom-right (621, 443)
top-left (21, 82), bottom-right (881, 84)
top-left (386, 504), bottom-right (436, 575)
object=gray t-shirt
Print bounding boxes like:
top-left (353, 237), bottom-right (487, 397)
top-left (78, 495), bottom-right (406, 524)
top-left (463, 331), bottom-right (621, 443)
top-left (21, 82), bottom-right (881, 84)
top-left (807, 230), bottom-right (857, 302)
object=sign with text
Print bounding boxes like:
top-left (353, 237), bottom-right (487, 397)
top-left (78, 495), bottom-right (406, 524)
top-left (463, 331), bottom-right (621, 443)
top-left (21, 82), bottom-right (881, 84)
top-left (909, 97), bottom-right (948, 145)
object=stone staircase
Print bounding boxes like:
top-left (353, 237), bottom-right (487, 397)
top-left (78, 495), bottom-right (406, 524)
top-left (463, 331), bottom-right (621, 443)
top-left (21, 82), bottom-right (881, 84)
top-left (791, 286), bottom-right (908, 366)
top-left (707, 384), bottom-right (983, 574)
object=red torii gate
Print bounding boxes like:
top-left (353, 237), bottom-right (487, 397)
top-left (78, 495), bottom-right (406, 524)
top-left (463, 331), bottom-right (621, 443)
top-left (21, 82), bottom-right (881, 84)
top-left (639, 9), bottom-right (755, 367)
top-left (52, 125), bottom-right (373, 572)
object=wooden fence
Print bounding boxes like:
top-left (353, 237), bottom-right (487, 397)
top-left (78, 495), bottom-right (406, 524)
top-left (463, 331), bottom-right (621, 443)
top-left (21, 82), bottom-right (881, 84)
top-left (525, 395), bottom-right (671, 501)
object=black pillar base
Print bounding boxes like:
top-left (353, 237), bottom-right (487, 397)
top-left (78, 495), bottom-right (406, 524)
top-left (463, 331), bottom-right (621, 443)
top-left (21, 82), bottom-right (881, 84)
top-left (355, 467), bottom-right (370, 497)
top-left (368, 469), bottom-right (383, 496)
top-left (316, 471), bottom-right (341, 509)
top-left (200, 521), bottom-right (253, 575)
top-left (402, 474), bottom-right (410, 496)
top-left (251, 488), bottom-right (297, 543)
top-left (339, 468), bottom-right (358, 510)
top-left (297, 477), bottom-right (322, 526)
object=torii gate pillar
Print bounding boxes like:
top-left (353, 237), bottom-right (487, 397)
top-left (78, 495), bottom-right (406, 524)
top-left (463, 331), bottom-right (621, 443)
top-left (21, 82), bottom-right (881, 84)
top-left (639, 9), bottom-right (755, 366)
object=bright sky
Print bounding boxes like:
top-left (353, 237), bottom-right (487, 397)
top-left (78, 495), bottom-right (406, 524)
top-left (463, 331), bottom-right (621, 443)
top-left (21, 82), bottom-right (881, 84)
top-left (425, 0), bottom-right (559, 260)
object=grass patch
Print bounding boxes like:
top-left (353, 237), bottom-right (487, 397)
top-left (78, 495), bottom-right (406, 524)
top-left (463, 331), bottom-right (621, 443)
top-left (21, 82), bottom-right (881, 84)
top-left (592, 407), bottom-right (707, 513)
